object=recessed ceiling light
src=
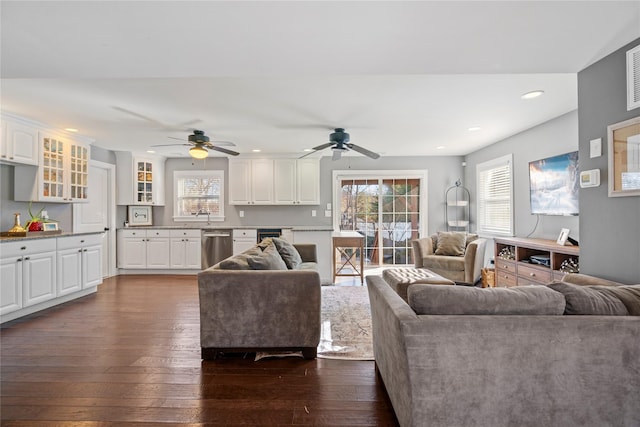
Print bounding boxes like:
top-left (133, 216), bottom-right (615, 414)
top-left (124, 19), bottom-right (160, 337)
top-left (146, 150), bottom-right (155, 154)
top-left (252, 149), bottom-right (261, 153)
top-left (521, 90), bottom-right (545, 100)
top-left (303, 148), bottom-right (313, 152)
top-left (65, 128), bottom-right (78, 132)
top-left (436, 146), bottom-right (445, 150)
top-left (468, 126), bottom-right (482, 132)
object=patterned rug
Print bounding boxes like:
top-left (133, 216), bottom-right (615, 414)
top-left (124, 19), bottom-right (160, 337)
top-left (317, 285), bottom-right (374, 360)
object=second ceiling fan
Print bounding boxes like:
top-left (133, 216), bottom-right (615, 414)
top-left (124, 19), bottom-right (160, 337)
top-left (303, 128), bottom-right (380, 160)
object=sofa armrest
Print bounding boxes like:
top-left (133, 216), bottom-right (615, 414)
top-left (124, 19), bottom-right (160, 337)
top-left (411, 237), bottom-right (434, 268)
top-left (464, 238), bottom-right (487, 284)
top-left (293, 244), bottom-right (317, 263)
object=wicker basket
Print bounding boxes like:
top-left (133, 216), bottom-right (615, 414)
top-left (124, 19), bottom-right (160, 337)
top-left (481, 267), bottom-right (495, 288)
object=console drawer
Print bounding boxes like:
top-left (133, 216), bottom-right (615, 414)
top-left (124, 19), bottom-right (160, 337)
top-left (495, 270), bottom-right (517, 287)
top-left (518, 263), bottom-right (552, 284)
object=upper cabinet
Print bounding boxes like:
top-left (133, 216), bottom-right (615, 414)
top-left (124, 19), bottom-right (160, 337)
top-left (274, 158), bottom-right (320, 205)
top-left (14, 130), bottom-right (91, 203)
top-left (115, 152), bottom-right (166, 206)
top-left (0, 113), bottom-right (40, 166)
top-left (229, 158), bottom-right (319, 206)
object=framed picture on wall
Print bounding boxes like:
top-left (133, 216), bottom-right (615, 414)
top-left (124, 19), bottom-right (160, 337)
top-left (608, 116), bottom-right (640, 197)
top-left (128, 206), bottom-right (152, 226)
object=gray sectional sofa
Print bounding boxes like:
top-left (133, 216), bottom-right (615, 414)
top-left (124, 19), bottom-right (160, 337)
top-left (198, 238), bottom-right (321, 359)
top-left (367, 273), bottom-right (640, 427)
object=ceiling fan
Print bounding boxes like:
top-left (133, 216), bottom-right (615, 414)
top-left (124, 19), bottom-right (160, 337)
top-left (112, 106), bottom-right (202, 131)
top-left (152, 130), bottom-right (240, 158)
top-left (302, 128), bottom-right (380, 160)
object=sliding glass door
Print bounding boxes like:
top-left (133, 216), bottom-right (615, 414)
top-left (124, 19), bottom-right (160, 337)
top-left (338, 175), bottom-right (422, 267)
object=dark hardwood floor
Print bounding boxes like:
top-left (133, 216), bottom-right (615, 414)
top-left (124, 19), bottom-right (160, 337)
top-left (0, 275), bottom-right (399, 426)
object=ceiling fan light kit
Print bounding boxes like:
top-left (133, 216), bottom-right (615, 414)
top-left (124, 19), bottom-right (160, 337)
top-left (189, 145), bottom-right (209, 159)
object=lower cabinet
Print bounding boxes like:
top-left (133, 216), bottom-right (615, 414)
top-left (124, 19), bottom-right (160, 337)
top-left (1, 238), bottom-right (57, 315)
top-left (57, 234), bottom-right (103, 297)
top-left (117, 228), bottom-right (201, 270)
top-left (170, 230), bottom-right (201, 269)
top-left (1, 233), bottom-right (103, 323)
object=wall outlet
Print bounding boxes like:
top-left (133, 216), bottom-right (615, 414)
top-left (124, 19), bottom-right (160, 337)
top-left (324, 210), bottom-right (331, 217)
top-left (239, 210), bottom-right (245, 218)
top-left (311, 210), bottom-right (317, 217)
top-left (326, 203), bottom-right (332, 210)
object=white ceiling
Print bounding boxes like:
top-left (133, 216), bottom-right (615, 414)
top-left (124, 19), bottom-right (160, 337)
top-left (2, 1), bottom-right (639, 158)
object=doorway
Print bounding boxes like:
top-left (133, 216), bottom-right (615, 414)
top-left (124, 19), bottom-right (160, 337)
top-left (333, 170), bottom-right (427, 268)
top-left (73, 160), bottom-right (116, 278)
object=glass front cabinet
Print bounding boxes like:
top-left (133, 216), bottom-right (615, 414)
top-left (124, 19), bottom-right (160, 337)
top-left (115, 152), bottom-right (165, 206)
top-left (14, 132), bottom-right (91, 203)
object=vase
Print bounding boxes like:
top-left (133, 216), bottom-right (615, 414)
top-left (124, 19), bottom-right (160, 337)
top-left (9, 213), bottom-right (26, 233)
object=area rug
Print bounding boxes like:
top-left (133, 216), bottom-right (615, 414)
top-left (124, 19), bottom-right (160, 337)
top-left (317, 285), bottom-right (374, 360)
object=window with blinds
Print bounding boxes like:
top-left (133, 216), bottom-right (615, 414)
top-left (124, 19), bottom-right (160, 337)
top-left (173, 170), bottom-right (225, 221)
top-left (476, 154), bottom-right (513, 236)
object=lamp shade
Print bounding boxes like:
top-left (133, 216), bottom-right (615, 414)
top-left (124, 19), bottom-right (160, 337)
top-left (189, 145), bottom-right (208, 159)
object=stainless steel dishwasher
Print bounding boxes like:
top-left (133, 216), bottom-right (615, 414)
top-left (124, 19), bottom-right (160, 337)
top-left (201, 229), bottom-right (233, 269)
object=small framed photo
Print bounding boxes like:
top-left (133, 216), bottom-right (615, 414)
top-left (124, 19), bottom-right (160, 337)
top-left (557, 228), bottom-right (570, 246)
top-left (43, 222), bottom-right (58, 231)
top-left (128, 205), bottom-right (153, 226)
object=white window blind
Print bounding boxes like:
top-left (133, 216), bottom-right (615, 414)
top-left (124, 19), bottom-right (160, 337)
top-left (477, 154), bottom-right (513, 236)
top-left (173, 170), bottom-right (225, 221)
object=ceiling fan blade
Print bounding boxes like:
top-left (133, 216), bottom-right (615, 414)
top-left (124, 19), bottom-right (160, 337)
top-left (206, 140), bottom-right (236, 147)
top-left (112, 106), bottom-right (166, 127)
top-left (150, 143), bottom-right (190, 147)
top-left (176, 119), bottom-right (203, 128)
top-left (210, 146), bottom-right (240, 156)
top-left (348, 143), bottom-right (380, 159)
top-left (168, 136), bottom-right (189, 141)
top-left (332, 149), bottom-right (343, 161)
top-left (311, 142), bottom-right (334, 151)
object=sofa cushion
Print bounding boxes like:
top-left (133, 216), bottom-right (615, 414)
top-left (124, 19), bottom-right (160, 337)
top-left (246, 243), bottom-right (288, 270)
top-left (422, 254), bottom-right (465, 272)
top-left (408, 284), bottom-right (566, 315)
top-left (217, 246), bottom-right (263, 270)
top-left (434, 231), bottom-right (466, 256)
top-left (548, 282), bottom-right (638, 315)
top-left (271, 237), bottom-right (303, 269)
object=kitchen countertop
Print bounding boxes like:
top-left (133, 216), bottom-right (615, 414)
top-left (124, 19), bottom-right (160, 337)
top-left (0, 231), bottom-right (104, 243)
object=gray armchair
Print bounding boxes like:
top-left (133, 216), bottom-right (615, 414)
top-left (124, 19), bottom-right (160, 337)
top-left (411, 232), bottom-right (487, 284)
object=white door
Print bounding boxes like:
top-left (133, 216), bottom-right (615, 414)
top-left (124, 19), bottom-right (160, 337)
top-left (73, 160), bottom-right (116, 278)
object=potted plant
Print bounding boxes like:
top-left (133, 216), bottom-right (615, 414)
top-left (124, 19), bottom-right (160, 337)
top-left (25, 202), bottom-right (45, 232)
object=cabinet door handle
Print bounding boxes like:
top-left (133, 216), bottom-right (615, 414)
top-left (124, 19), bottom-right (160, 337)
top-left (530, 273), bottom-right (535, 277)
top-left (83, 249), bottom-right (88, 252)
top-left (78, 249), bottom-right (83, 253)
top-left (104, 227), bottom-right (110, 231)
top-left (16, 258), bottom-right (22, 262)
top-left (24, 257), bottom-right (30, 260)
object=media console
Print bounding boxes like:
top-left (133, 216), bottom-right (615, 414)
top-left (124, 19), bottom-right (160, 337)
top-left (494, 237), bottom-right (579, 287)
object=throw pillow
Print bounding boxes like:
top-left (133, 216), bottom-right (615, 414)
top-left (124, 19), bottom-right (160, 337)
top-left (408, 284), bottom-right (566, 315)
top-left (246, 243), bottom-right (288, 270)
top-left (217, 246), bottom-right (263, 270)
top-left (434, 231), bottom-right (467, 256)
top-left (547, 282), bottom-right (630, 315)
top-left (271, 237), bottom-right (303, 269)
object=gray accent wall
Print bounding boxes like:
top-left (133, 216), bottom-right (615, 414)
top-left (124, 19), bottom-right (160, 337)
top-left (577, 37), bottom-right (640, 284)
top-left (464, 110), bottom-right (580, 242)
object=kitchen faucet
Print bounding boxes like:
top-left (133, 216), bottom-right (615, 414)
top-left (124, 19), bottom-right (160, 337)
top-left (194, 209), bottom-right (211, 224)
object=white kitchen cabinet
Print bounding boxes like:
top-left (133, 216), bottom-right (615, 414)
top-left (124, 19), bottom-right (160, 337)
top-left (233, 229), bottom-right (257, 255)
top-left (228, 159), bottom-right (274, 205)
top-left (117, 228), bottom-right (170, 269)
top-left (230, 158), bottom-right (319, 206)
top-left (274, 158), bottom-right (320, 205)
top-left (115, 152), bottom-right (166, 206)
top-left (117, 229), bottom-right (147, 268)
top-left (169, 229), bottom-right (201, 269)
top-left (57, 234), bottom-right (103, 297)
top-left (0, 239), bottom-right (57, 313)
top-left (0, 114), bottom-right (39, 166)
top-left (14, 131), bottom-right (91, 203)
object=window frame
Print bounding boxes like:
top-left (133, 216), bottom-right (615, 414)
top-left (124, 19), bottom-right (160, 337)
top-left (173, 170), bottom-right (225, 222)
top-left (476, 154), bottom-right (514, 237)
